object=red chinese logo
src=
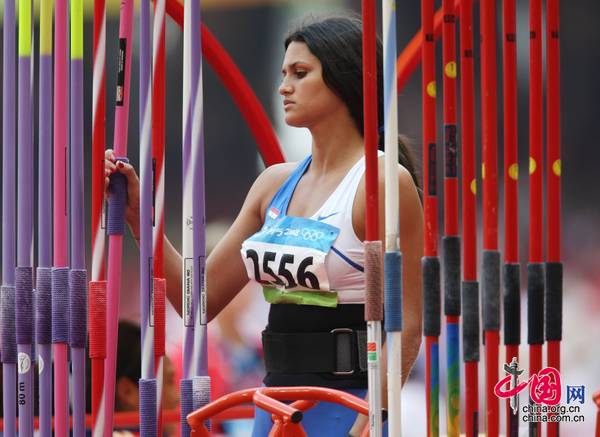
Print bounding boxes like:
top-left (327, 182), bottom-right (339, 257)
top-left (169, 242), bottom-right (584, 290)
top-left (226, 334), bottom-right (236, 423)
top-left (494, 366), bottom-right (561, 406)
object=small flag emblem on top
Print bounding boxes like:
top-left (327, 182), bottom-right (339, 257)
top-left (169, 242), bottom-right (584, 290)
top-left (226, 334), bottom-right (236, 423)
top-left (268, 207), bottom-right (280, 220)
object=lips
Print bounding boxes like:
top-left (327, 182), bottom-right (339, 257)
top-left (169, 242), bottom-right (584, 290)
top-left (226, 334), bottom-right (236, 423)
top-left (283, 100), bottom-right (295, 108)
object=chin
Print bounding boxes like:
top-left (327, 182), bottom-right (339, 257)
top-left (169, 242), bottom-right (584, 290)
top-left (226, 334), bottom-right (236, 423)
top-left (283, 114), bottom-right (305, 128)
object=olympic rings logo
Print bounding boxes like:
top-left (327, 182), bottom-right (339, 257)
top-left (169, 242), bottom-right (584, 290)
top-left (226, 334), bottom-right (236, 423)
top-left (301, 228), bottom-right (324, 241)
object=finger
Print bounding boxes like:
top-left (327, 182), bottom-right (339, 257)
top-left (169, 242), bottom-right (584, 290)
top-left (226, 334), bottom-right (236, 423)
top-left (117, 161), bottom-right (138, 180)
top-left (105, 161), bottom-right (117, 173)
top-left (105, 148), bottom-right (116, 162)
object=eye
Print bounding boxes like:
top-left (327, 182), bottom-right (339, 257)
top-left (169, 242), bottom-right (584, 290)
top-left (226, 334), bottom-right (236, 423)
top-left (295, 71), bottom-right (307, 78)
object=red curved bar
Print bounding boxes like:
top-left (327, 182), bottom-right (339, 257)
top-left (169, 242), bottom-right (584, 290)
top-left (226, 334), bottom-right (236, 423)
top-left (257, 386), bottom-right (369, 416)
top-left (187, 386), bottom-right (369, 436)
top-left (164, 0), bottom-right (284, 167)
top-left (253, 391), bottom-right (302, 424)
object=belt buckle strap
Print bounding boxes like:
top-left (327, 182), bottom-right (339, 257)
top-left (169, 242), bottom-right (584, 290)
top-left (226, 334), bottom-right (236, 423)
top-left (330, 328), bottom-right (355, 375)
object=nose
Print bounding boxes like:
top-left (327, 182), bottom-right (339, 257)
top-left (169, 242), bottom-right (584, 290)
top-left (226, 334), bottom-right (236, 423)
top-left (278, 78), bottom-right (292, 96)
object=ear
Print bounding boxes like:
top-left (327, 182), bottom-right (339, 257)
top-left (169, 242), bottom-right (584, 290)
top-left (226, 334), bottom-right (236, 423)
top-left (116, 376), bottom-right (139, 411)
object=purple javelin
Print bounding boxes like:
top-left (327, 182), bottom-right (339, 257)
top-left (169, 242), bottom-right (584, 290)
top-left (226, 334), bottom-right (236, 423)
top-left (16, 0), bottom-right (35, 433)
top-left (139, 0), bottom-right (157, 433)
top-left (36, 0), bottom-right (54, 433)
top-left (180, 0), bottom-right (201, 434)
top-left (2, 0), bottom-right (18, 434)
top-left (69, 0), bottom-right (88, 434)
top-left (191, 0), bottom-right (211, 419)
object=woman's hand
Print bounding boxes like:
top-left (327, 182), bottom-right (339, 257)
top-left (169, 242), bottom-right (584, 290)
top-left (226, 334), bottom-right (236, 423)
top-left (104, 149), bottom-right (141, 240)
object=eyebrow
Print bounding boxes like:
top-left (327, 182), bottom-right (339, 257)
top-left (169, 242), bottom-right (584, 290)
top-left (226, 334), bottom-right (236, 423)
top-left (281, 61), bottom-right (310, 74)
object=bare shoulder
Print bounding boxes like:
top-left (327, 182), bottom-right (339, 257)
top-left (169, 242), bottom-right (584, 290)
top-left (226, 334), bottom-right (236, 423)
top-left (248, 162), bottom-right (298, 220)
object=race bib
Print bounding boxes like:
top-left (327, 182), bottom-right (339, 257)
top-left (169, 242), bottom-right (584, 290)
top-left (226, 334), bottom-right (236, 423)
top-left (241, 216), bottom-right (339, 293)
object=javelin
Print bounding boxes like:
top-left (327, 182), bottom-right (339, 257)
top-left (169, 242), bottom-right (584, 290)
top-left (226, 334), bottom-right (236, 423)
top-left (181, 0), bottom-right (212, 432)
top-left (528, 1), bottom-right (545, 435)
top-left (180, 0), bottom-right (199, 432)
top-left (102, 0), bottom-right (135, 432)
top-left (441, 0), bottom-right (460, 434)
top-left (480, 1), bottom-right (501, 435)
top-left (90, 0), bottom-right (107, 430)
top-left (1, 0), bottom-right (17, 433)
top-left (362, 1), bottom-right (384, 436)
top-left (53, 0), bottom-right (71, 431)
top-left (139, 0), bottom-right (158, 431)
top-left (190, 0), bottom-right (212, 422)
top-left (36, 0), bottom-right (53, 433)
top-left (502, 0), bottom-right (520, 435)
top-left (421, 0), bottom-right (440, 435)
top-left (152, 0), bottom-right (168, 433)
top-left (16, 0), bottom-right (35, 433)
top-left (69, 0), bottom-right (88, 433)
top-left (382, 0), bottom-right (403, 435)
top-left (458, 1), bottom-right (479, 436)
top-left (545, 1), bottom-right (563, 435)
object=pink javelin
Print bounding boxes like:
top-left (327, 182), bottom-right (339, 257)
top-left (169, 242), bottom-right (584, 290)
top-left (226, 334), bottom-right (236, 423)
top-left (102, 0), bottom-right (134, 434)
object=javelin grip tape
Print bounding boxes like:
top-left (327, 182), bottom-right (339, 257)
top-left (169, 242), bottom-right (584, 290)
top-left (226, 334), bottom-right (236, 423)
top-left (36, 267), bottom-right (53, 345)
top-left (503, 263), bottom-right (521, 345)
top-left (461, 280), bottom-right (480, 362)
top-left (365, 241), bottom-right (383, 322)
top-left (527, 262), bottom-right (545, 345)
top-left (180, 378), bottom-right (193, 437)
top-left (52, 267), bottom-right (70, 343)
top-left (31, 291), bottom-right (37, 362)
top-left (482, 250), bottom-right (500, 331)
top-left (16, 266), bottom-right (33, 345)
top-left (384, 251), bottom-right (403, 332)
top-left (139, 378), bottom-right (157, 437)
top-left (1, 286), bottom-right (17, 363)
top-left (443, 236), bottom-right (461, 316)
top-left (545, 262), bottom-right (562, 341)
top-left (88, 280), bottom-right (107, 358)
top-left (423, 256), bottom-right (441, 337)
top-left (193, 376), bottom-right (211, 431)
top-left (153, 278), bottom-right (166, 357)
top-left (107, 157), bottom-right (129, 236)
top-left (69, 269), bottom-right (88, 348)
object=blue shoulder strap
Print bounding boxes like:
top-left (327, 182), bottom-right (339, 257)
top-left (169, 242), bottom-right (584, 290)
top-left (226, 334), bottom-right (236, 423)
top-left (266, 155), bottom-right (312, 217)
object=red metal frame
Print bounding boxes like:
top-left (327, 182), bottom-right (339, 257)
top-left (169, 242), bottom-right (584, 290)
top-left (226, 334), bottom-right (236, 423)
top-left (187, 386), bottom-right (369, 437)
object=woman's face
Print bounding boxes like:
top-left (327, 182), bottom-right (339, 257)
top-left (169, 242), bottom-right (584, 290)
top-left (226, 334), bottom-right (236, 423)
top-left (279, 41), bottom-right (347, 128)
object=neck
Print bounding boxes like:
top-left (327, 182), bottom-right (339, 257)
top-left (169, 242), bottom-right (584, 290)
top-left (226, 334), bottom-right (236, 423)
top-left (308, 113), bottom-right (364, 175)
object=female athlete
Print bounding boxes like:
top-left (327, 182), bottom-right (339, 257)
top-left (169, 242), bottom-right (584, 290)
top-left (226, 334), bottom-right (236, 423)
top-left (105, 14), bottom-right (423, 436)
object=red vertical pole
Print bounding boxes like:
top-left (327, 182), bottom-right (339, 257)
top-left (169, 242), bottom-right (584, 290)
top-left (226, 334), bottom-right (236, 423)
top-left (442, 0), bottom-right (461, 434)
top-left (422, 0), bottom-right (440, 436)
top-left (502, 0), bottom-right (520, 435)
top-left (459, 1), bottom-right (479, 436)
top-left (480, 1), bottom-right (500, 436)
top-left (546, 0), bottom-right (562, 436)
top-left (528, 0), bottom-right (544, 435)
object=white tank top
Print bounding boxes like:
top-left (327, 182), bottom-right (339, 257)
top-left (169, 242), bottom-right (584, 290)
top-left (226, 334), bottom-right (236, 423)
top-left (241, 152), bottom-right (382, 305)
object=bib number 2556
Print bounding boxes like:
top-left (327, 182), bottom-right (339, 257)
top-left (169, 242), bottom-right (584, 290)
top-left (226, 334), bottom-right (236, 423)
top-left (245, 249), bottom-right (320, 290)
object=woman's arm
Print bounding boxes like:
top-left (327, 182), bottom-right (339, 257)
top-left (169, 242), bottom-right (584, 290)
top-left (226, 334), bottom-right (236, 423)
top-left (104, 149), bottom-right (293, 322)
top-left (395, 166), bottom-right (424, 381)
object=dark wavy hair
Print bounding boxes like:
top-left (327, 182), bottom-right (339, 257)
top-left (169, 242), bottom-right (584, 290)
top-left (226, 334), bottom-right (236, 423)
top-left (285, 15), bottom-right (421, 195)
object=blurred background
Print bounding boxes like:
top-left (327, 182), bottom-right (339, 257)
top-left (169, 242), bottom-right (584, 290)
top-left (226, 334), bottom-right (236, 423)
top-left (1, 0), bottom-right (599, 435)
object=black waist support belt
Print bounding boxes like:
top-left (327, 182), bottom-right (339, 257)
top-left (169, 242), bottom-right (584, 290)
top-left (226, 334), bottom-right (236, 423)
top-left (262, 329), bottom-right (368, 375)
